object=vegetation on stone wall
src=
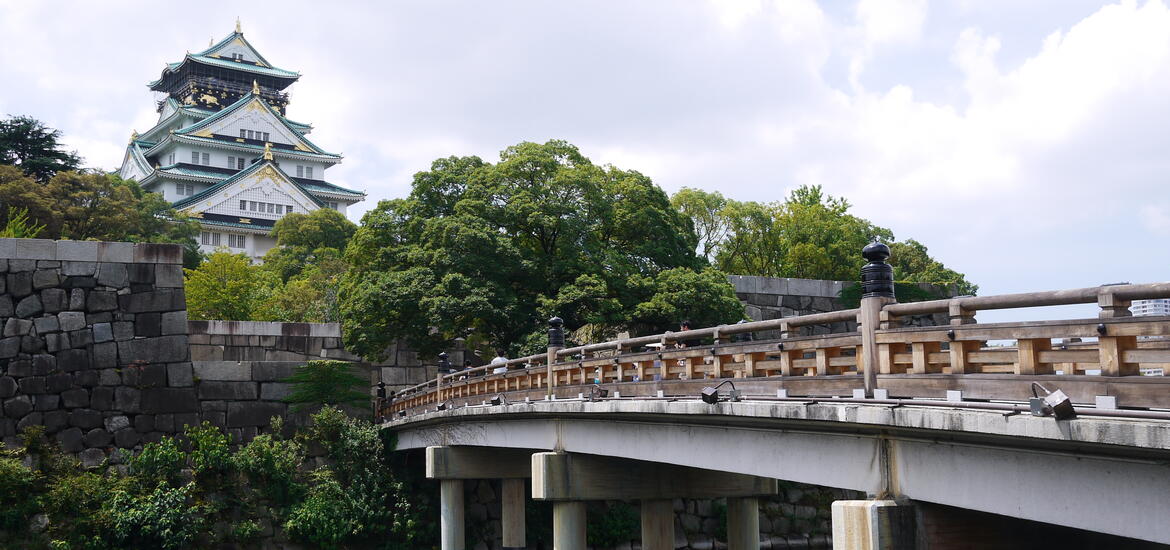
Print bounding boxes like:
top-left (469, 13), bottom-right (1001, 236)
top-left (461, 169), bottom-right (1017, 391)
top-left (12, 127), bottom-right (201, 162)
top-left (0, 407), bottom-right (437, 550)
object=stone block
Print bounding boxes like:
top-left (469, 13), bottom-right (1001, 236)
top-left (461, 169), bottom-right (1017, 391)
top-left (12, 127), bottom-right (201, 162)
top-left (41, 288), bottom-right (66, 313)
top-left (32, 269), bottom-right (60, 289)
top-left (117, 335), bottom-right (188, 364)
top-left (203, 410), bottom-right (226, 429)
top-left (0, 336), bottom-right (18, 359)
top-left (57, 241), bottom-right (99, 262)
top-left (66, 288), bottom-right (85, 310)
top-left (133, 243), bottom-right (183, 264)
top-left (138, 364), bottom-right (168, 388)
top-left (264, 349), bottom-right (310, 361)
top-left (87, 290), bottom-right (117, 312)
top-left (160, 311), bottom-right (187, 335)
top-left (92, 322), bottom-right (112, 343)
top-left (119, 289), bottom-right (184, 313)
top-left (0, 295), bottom-right (11, 318)
top-left (21, 334), bottom-right (45, 354)
top-left (61, 261), bottom-right (97, 277)
top-left (187, 333), bottom-right (210, 345)
top-left (114, 428), bottom-right (140, 448)
top-left (15, 239), bottom-right (56, 260)
top-left (73, 370), bottom-right (98, 387)
top-left (6, 359), bottom-right (31, 377)
top-left (69, 409), bottom-right (103, 429)
top-left (42, 410), bottom-right (68, 432)
top-left (4, 318), bottom-right (33, 337)
top-left (0, 239), bottom-right (13, 261)
top-left (30, 354), bottom-right (57, 374)
top-left (68, 329), bottom-right (93, 348)
top-left (91, 387), bottom-right (114, 410)
top-left (140, 388), bottom-right (198, 413)
top-left (197, 381), bottom-right (258, 400)
top-left (98, 368), bottom-right (120, 386)
top-left (18, 376), bottom-right (45, 394)
top-left (166, 363), bottom-right (193, 387)
top-left (33, 394), bottom-right (59, 411)
top-left (32, 313), bottom-right (59, 334)
top-left (173, 413), bottom-right (199, 431)
top-left (83, 428), bottom-right (112, 448)
top-left (57, 349), bottom-right (90, 371)
top-left (260, 382), bottom-right (295, 401)
top-left (95, 242), bottom-right (133, 263)
top-left (44, 332), bottom-right (69, 353)
top-left (6, 273), bottom-right (31, 300)
top-left (56, 427), bottom-right (84, 453)
top-left (57, 311), bottom-right (85, 332)
top-left (96, 263), bottom-right (128, 288)
top-left (104, 415), bottom-right (131, 432)
top-left (0, 377), bottom-right (15, 399)
top-left (134, 415), bottom-right (155, 433)
top-left (135, 312), bottom-right (162, 337)
top-left (252, 362), bottom-right (297, 381)
top-left (194, 361), bottom-right (253, 381)
top-left (93, 342), bottom-right (117, 369)
top-left (114, 387), bottom-right (140, 414)
top-left (226, 401), bottom-right (286, 427)
top-left (154, 414), bottom-right (174, 432)
top-left (190, 345), bottom-right (224, 361)
top-left (127, 263), bottom-right (155, 284)
top-left (8, 259), bottom-right (35, 273)
top-left (155, 264), bottom-right (184, 288)
top-left (46, 373), bottom-right (73, 393)
top-left (15, 295), bottom-right (42, 318)
top-left (112, 322), bottom-right (134, 341)
top-left (16, 411), bottom-right (41, 431)
top-left (62, 276), bottom-right (97, 289)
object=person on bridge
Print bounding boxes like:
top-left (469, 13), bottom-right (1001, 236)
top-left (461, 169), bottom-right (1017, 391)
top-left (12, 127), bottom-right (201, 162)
top-left (491, 350), bottom-right (508, 374)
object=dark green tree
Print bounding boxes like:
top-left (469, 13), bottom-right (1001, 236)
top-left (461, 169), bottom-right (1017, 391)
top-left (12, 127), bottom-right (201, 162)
top-left (281, 360), bottom-right (370, 412)
top-left (342, 140), bottom-right (738, 359)
top-left (0, 115), bottom-right (81, 182)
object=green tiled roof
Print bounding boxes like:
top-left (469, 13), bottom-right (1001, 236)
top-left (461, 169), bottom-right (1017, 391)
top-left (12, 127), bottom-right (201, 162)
top-left (295, 179), bottom-right (365, 197)
top-left (175, 94), bottom-right (336, 156)
top-left (172, 159), bottom-right (323, 211)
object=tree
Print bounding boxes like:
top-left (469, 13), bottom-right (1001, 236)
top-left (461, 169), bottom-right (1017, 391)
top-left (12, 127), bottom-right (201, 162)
top-left (0, 115), bottom-right (81, 182)
top-left (670, 187), bottom-right (731, 261)
top-left (281, 360), bottom-right (369, 412)
top-left (342, 140), bottom-right (739, 359)
top-left (264, 208), bottom-right (356, 282)
top-left (676, 185), bottom-right (975, 293)
top-left (185, 251), bottom-right (276, 321)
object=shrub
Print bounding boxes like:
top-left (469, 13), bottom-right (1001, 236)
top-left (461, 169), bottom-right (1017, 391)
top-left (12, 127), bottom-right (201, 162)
top-left (284, 469), bottom-right (353, 550)
top-left (185, 421), bottom-right (231, 480)
top-left (109, 481), bottom-right (207, 550)
top-left (41, 470), bottom-right (129, 547)
top-left (305, 405), bottom-right (382, 480)
top-left (282, 359), bottom-right (369, 411)
top-left (0, 457), bottom-right (40, 531)
top-left (586, 501), bottom-right (639, 548)
top-left (233, 434), bottom-right (304, 505)
top-left (127, 437), bottom-right (184, 487)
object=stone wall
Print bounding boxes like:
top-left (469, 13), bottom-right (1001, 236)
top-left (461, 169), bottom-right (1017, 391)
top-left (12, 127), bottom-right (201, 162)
top-left (188, 319), bottom-right (360, 363)
top-left (729, 275), bottom-right (953, 334)
top-left (462, 478), bottom-right (861, 549)
top-left (0, 239), bottom-right (193, 466)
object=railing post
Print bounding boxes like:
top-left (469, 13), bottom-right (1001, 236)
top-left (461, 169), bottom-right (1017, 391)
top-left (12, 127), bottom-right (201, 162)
top-left (860, 242), bottom-right (896, 397)
top-left (547, 316), bottom-right (564, 398)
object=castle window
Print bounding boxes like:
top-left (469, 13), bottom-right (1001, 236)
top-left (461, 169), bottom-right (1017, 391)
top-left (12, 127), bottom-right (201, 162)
top-left (296, 165), bottom-right (303, 178)
top-left (237, 157), bottom-right (244, 169)
top-left (262, 132), bottom-right (270, 142)
top-left (239, 129), bottom-right (247, 139)
top-left (168, 153), bottom-right (175, 165)
top-left (305, 166), bottom-right (314, 179)
top-left (200, 231), bottom-right (221, 246)
top-left (267, 203), bottom-right (275, 213)
top-left (286, 205), bottom-right (294, 214)
top-left (249, 201), bottom-right (257, 212)
top-left (201, 153), bottom-right (209, 165)
top-left (176, 183), bottom-right (194, 196)
top-left (228, 234), bottom-right (246, 248)
top-left (239, 200), bottom-right (246, 211)
top-left (228, 156), bottom-right (235, 168)
top-left (191, 152), bottom-right (198, 164)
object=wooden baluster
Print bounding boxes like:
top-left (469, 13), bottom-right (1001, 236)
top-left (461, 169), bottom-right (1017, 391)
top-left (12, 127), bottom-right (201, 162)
top-left (779, 348), bottom-right (798, 376)
top-left (744, 352), bottom-right (757, 378)
top-left (815, 347), bottom-right (839, 375)
top-left (911, 342), bottom-right (942, 374)
top-left (949, 340), bottom-right (977, 374)
top-left (1016, 338), bottom-right (1053, 375)
top-left (1099, 335), bottom-right (1138, 376)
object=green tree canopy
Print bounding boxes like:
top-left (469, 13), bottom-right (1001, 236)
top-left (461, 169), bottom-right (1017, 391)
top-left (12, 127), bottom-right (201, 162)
top-left (0, 115), bottom-right (82, 182)
top-left (341, 140), bottom-right (741, 359)
top-left (674, 185), bottom-right (976, 294)
top-left (264, 208), bottom-right (357, 282)
top-left (185, 251), bottom-right (277, 321)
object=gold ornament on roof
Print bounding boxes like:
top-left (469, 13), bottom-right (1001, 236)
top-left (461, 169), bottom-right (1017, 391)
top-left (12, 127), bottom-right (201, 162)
top-left (252, 80), bottom-right (260, 95)
top-left (263, 142), bottom-right (273, 161)
top-left (129, 131), bottom-right (138, 143)
top-left (236, 18), bottom-right (242, 33)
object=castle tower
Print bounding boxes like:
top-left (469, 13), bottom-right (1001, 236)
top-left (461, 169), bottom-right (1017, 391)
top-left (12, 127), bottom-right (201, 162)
top-left (118, 24), bottom-right (365, 259)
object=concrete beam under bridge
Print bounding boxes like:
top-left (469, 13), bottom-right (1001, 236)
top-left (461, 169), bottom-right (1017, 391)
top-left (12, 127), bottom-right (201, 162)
top-left (426, 446), bottom-right (535, 550)
top-left (530, 451), bottom-right (777, 501)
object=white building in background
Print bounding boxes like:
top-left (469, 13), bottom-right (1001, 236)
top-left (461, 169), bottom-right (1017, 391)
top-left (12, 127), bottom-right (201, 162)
top-left (1131, 299), bottom-right (1170, 317)
top-left (118, 23), bottom-right (365, 260)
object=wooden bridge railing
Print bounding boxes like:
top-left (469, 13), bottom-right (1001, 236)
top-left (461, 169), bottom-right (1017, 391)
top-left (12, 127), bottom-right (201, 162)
top-left (384, 245), bottom-right (1170, 418)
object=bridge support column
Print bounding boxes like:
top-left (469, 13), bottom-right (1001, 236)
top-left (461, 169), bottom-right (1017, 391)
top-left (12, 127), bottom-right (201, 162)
top-left (553, 501), bottom-right (587, 550)
top-left (440, 479), bottom-right (465, 550)
top-left (831, 500), bottom-right (915, 550)
top-left (501, 478), bottom-right (526, 549)
top-left (727, 496), bottom-right (760, 549)
top-left (641, 499), bottom-right (673, 550)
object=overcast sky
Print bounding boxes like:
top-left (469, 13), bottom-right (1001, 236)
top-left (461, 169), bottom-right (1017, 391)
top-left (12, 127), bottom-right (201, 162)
top-left (0, 0), bottom-right (1166, 315)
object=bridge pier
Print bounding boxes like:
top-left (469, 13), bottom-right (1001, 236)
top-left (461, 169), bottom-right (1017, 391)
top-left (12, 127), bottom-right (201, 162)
top-left (640, 499), bottom-right (674, 550)
top-left (552, 501), bottom-right (587, 550)
top-left (727, 496), bottom-right (760, 549)
top-left (831, 500), bottom-right (916, 550)
top-left (426, 446), bottom-right (536, 550)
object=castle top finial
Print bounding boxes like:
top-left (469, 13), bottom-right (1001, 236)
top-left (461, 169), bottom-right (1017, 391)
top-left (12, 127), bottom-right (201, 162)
top-left (129, 130), bottom-right (138, 144)
top-left (236, 18), bottom-right (242, 33)
top-left (209, 36), bottom-right (214, 47)
top-left (252, 80), bottom-right (260, 95)
top-left (263, 142), bottom-right (273, 161)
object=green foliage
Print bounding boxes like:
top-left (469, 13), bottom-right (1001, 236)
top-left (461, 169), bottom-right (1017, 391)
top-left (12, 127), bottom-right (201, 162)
top-left (586, 501), bottom-right (640, 548)
top-left (342, 140), bottom-right (730, 359)
top-left (0, 206), bottom-right (44, 238)
top-left (265, 208), bottom-right (357, 281)
top-left (184, 421), bottom-right (231, 479)
top-left (0, 115), bottom-right (81, 182)
top-left (109, 482), bottom-right (207, 550)
top-left (674, 185), bottom-right (976, 293)
top-left (838, 281), bottom-right (949, 309)
top-left (629, 266), bottom-right (747, 335)
top-left (127, 437), bottom-right (184, 487)
top-left (233, 433), bottom-right (305, 505)
top-left (230, 519), bottom-right (261, 543)
top-left (712, 500), bottom-right (728, 542)
top-left (284, 469), bottom-right (352, 549)
top-left (184, 251), bottom-right (276, 321)
top-left (40, 470), bottom-right (128, 549)
top-left (0, 457), bottom-right (40, 531)
top-left (282, 360), bottom-right (370, 411)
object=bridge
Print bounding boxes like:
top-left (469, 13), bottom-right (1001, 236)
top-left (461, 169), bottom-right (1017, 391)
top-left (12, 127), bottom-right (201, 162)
top-left (382, 244), bottom-right (1170, 550)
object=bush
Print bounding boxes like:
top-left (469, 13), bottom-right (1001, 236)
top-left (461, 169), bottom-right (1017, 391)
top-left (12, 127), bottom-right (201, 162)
top-left (234, 433), bottom-right (304, 505)
top-left (185, 421), bottom-right (231, 480)
top-left (127, 437), bottom-right (184, 487)
top-left (0, 457), bottom-right (40, 531)
top-left (42, 471), bottom-right (129, 547)
top-left (282, 359), bottom-right (369, 411)
top-left (109, 482), bottom-right (207, 550)
top-left (284, 469), bottom-right (353, 549)
top-left (587, 501), bottom-right (640, 548)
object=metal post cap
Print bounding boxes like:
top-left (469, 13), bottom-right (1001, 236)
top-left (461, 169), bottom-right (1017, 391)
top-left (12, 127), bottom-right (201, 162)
top-left (549, 317), bottom-right (564, 327)
top-left (862, 241), bottom-right (891, 262)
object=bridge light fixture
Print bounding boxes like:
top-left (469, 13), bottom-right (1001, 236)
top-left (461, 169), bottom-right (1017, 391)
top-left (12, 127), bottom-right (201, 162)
top-left (701, 380), bottom-right (741, 404)
top-left (491, 394), bottom-right (510, 406)
top-left (1030, 382), bottom-right (1075, 420)
top-left (589, 384), bottom-right (609, 402)
top-left (777, 343), bottom-right (784, 351)
top-left (397, 410), bottom-right (406, 418)
top-left (947, 330), bottom-right (956, 341)
top-left (437, 399), bottom-right (457, 411)
top-left (1097, 323), bottom-right (1108, 336)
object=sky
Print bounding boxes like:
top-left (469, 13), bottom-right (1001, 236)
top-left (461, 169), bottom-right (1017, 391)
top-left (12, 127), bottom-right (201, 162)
top-left (0, 0), bottom-right (1166, 318)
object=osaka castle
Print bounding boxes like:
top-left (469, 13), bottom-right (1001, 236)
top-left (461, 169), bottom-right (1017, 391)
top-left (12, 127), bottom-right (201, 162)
top-left (118, 23), bottom-right (365, 259)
